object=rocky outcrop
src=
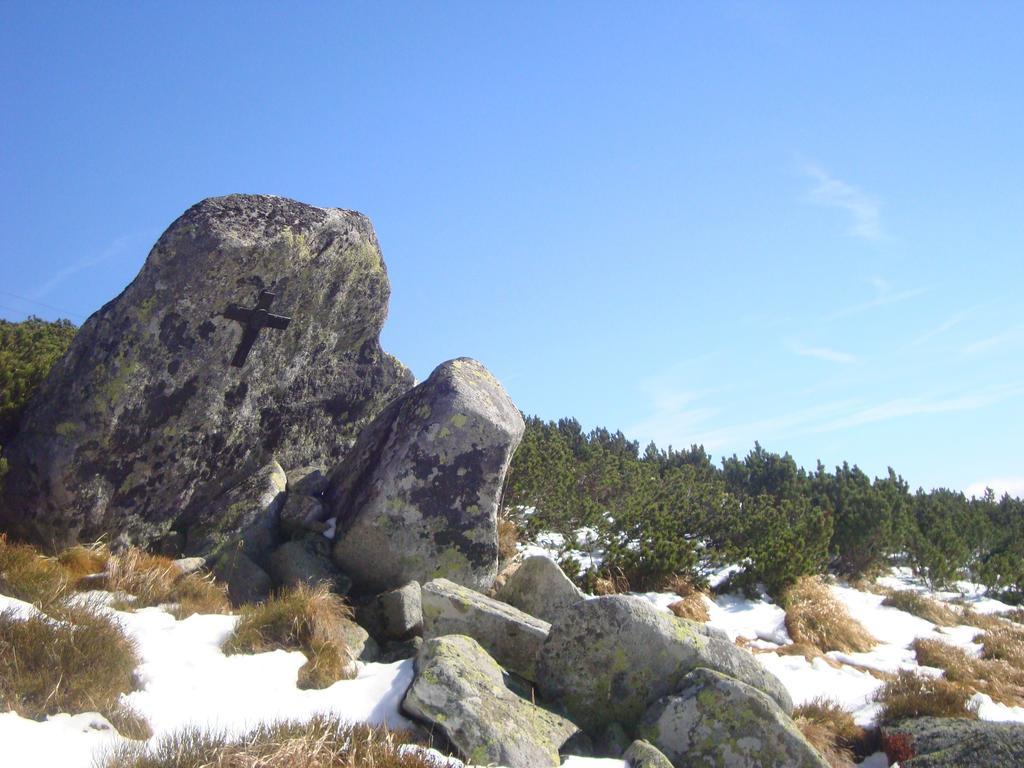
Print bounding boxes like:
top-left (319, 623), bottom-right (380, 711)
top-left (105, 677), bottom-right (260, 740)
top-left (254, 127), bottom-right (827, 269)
top-left (330, 358), bottom-right (524, 593)
top-left (403, 635), bottom-right (580, 768)
top-left (536, 595), bottom-right (793, 733)
top-left (495, 555), bottom-right (585, 623)
top-left (422, 578), bottom-right (549, 681)
top-left (639, 668), bottom-right (828, 768)
top-left (881, 717), bottom-right (1024, 767)
top-left (1, 195), bottom-right (412, 552)
top-left (267, 536), bottom-right (349, 594)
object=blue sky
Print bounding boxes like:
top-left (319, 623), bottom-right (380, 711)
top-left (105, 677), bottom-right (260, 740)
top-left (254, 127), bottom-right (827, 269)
top-left (2, 3), bottom-right (1022, 496)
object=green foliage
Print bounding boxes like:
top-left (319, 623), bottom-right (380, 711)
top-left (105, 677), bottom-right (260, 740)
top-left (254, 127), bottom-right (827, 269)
top-left (0, 316), bottom-right (76, 445)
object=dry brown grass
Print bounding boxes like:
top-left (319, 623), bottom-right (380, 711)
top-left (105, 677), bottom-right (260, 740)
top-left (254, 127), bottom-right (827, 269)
top-left (794, 698), bottom-right (863, 768)
top-left (592, 566), bottom-right (631, 596)
top-left (96, 714), bottom-right (440, 768)
top-left (874, 669), bottom-right (979, 724)
top-left (497, 511), bottom-right (520, 563)
top-left (668, 594), bottom-right (710, 622)
top-left (223, 583), bottom-right (356, 689)
top-left (0, 533), bottom-right (71, 610)
top-left (881, 589), bottom-right (961, 626)
top-left (0, 602), bottom-right (150, 738)
top-left (782, 576), bottom-right (876, 654)
top-left (981, 624), bottom-right (1024, 668)
top-left (57, 541), bottom-right (110, 581)
top-left (913, 636), bottom-right (1024, 707)
top-left (957, 607), bottom-right (1008, 632)
top-left (103, 549), bottom-right (230, 619)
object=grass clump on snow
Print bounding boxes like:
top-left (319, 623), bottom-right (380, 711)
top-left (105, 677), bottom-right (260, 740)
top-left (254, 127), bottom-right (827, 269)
top-left (873, 669), bottom-right (978, 723)
top-left (782, 576), bottom-right (876, 654)
top-left (97, 714), bottom-right (442, 768)
top-left (0, 533), bottom-right (72, 610)
top-left (103, 548), bottom-right (230, 619)
top-left (665, 575), bottom-right (711, 622)
top-left (793, 698), bottom-right (863, 768)
top-left (0, 602), bottom-right (149, 738)
top-left (881, 589), bottom-right (961, 626)
top-left (914, 634), bottom-right (1024, 707)
top-left (223, 583), bottom-right (356, 689)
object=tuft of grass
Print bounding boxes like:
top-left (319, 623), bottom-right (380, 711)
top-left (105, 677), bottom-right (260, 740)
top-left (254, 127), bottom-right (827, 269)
top-left (96, 714), bottom-right (441, 768)
top-left (668, 594), bottom-right (710, 623)
top-left (782, 576), bottom-right (876, 654)
top-left (980, 624), bottom-right (1024, 668)
top-left (497, 510), bottom-right (520, 563)
top-left (913, 636), bottom-right (1024, 707)
top-left (592, 566), bottom-right (631, 596)
top-left (0, 602), bottom-right (147, 736)
top-left (874, 669), bottom-right (979, 724)
top-left (881, 589), bottom-right (961, 626)
top-left (0, 533), bottom-right (72, 610)
top-left (957, 606), bottom-right (1008, 632)
top-left (223, 583), bottom-right (356, 689)
top-left (57, 541), bottom-right (110, 582)
top-left (794, 698), bottom-right (863, 768)
top-left (103, 549), bottom-right (230, 619)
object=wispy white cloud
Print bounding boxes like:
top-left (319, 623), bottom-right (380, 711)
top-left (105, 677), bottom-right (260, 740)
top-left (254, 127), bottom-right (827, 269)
top-left (826, 278), bottom-right (929, 321)
top-left (29, 233), bottom-right (143, 299)
top-left (805, 384), bottom-right (1024, 434)
top-left (962, 326), bottom-right (1024, 356)
top-left (792, 343), bottom-right (858, 365)
top-left (911, 308), bottom-right (974, 347)
top-left (803, 164), bottom-right (883, 240)
top-left (965, 477), bottom-right (1024, 500)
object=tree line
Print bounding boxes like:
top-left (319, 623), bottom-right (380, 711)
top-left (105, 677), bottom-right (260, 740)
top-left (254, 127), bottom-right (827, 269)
top-left (502, 416), bottom-right (1024, 601)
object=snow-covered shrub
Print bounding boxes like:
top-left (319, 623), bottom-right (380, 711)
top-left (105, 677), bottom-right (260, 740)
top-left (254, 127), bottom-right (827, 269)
top-left (224, 583), bottom-right (356, 689)
top-left (96, 714), bottom-right (443, 768)
top-left (0, 602), bottom-right (148, 738)
top-left (781, 576), bottom-right (875, 654)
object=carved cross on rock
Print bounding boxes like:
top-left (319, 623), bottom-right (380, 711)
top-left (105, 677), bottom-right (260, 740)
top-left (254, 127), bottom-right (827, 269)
top-left (223, 289), bottom-right (291, 367)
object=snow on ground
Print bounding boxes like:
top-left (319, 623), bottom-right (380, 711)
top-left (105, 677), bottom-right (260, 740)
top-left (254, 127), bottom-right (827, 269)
top-left (4, 564), bottom-right (1024, 767)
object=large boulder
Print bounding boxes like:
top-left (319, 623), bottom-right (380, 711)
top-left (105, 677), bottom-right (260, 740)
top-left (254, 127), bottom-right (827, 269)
top-left (330, 358), bottom-right (524, 594)
top-left (881, 717), bottom-right (1024, 767)
top-left (536, 595), bottom-right (793, 733)
top-left (422, 577), bottom-right (550, 681)
top-left (495, 554), bottom-right (585, 623)
top-left (1, 195), bottom-right (412, 552)
top-left (403, 635), bottom-right (580, 768)
top-left (356, 580), bottom-right (423, 641)
top-left (638, 668), bottom-right (828, 768)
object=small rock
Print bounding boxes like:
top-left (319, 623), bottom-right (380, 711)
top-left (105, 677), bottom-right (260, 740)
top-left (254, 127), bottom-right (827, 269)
top-left (422, 578), bottom-right (550, 681)
top-left (881, 717), bottom-right (1024, 767)
top-left (622, 740), bottom-right (673, 768)
top-left (339, 617), bottom-right (380, 662)
top-left (356, 581), bottom-right (423, 641)
top-left (639, 668), bottom-right (828, 768)
top-left (380, 636), bottom-right (423, 663)
top-left (495, 555), bottom-right (585, 623)
top-left (286, 465), bottom-right (329, 497)
top-left (213, 551), bottom-right (273, 605)
top-left (279, 494), bottom-right (328, 537)
top-left (402, 635), bottom-right (579, 768)
top-left (267, 537), bottom-right (350, 594)
top-left (171, 556), bottom-right (207, 576)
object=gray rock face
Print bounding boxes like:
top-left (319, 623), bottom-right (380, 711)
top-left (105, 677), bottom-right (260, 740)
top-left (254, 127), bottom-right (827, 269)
top-left (330, 358), bottom-right (524, 593)
top-left (422, 578), bottom-right (550, 681)
top-left (536, 595), bottom-right (793, 733)
top-left (495, 555), bottom-right (585, 624)
top-left (356, 581), bottom-right (423, 641)
top-left (638, 668), bottom-right (828, 768)
top-left (279, 494), bottom-right (328, 537)
top-left (402, 635), bottom-right (580, 768)
top-left (623, 740), bottom-right (673, 768)
top-left (881, 717), bottom-right (1024, 767)
top-left (1, 194), bottom-right (412, 552)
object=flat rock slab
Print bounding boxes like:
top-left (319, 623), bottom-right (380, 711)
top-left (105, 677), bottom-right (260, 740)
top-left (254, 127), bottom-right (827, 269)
top-left (422, 578), bottom-right (549, 682)
top-left (639, 668), bottom-right (828, 768)
top-left (537, 594), bottom-right (793, 734)
top-left (495, 554), bottom-right (585, 624)
top-left (330, 358), bottom-right (524, 593)
top-left (403, 635), bottom-right (579, 768)
top-left (882, 717), bottom-right (1024, 767)
top-left (1, 194), bottom-right (412, 552)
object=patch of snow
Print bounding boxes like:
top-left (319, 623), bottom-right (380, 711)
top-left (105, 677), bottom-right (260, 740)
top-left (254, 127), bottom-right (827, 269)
top-left (707, 562), bottom-right (744, 589)
top-left (857, 752), bottom-right (891, 768)
top-left (971, 692), bottom-right (1024, 723)
top-left (0, 711), bottom-right (125, 768)
top-left (0, 593), bottom-right (41, 620)
top-left (322, 517), bottom-right (337, 540)
top-left (561, 758), bottom-right (626, 768)
top-left (757, 652), bottom-right (884, 725)
top-left (706, 592), bottom-right (790, 645)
